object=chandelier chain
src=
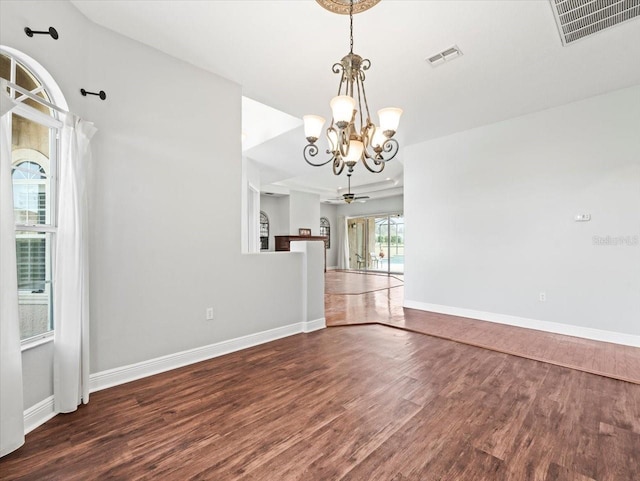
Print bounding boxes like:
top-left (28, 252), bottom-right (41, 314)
top-left (349, 0), bottom-right (354, 54)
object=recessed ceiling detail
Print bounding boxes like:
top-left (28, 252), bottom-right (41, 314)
top-left (426, 45), bottom-right (463, 67)
top-left (316, 0), bottom-right (380, 15)
top-left (550, 0), bottom-right (640, 45)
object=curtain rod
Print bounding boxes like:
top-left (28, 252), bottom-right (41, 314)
top-left (1, 78), bottom-right (69, 116)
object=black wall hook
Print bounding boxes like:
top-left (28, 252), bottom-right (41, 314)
top-left (24, 27), bottom-right (59, 40)
top-left (81, 89), bottom-right (106, 100)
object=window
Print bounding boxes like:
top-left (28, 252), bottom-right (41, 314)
top-left (260, 211), bottom-right (269, 250)
top-left (2, 49), bottom-right (61, 342)
top-left (320, 217), bottom-right (330, 249)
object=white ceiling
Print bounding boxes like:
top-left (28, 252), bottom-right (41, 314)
top-left (71, 0), bottom-right (640, 200)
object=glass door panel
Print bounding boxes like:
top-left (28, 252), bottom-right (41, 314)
top-left (389, 215), bottom-right (404, 274)
top-left (348, 217), bottom-right (367, 270)
top-left (348, 214), bottom-right (404, 274)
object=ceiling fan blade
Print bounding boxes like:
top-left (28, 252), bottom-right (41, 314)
top-left (354, 195), bottom-right (370, 200)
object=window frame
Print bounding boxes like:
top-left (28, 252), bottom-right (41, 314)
top-left (2, 49), bottom-right (62, 348)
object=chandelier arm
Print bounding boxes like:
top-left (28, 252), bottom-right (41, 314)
top-left (363, 140), bottom-right (377, 160)
top-left (355, 74), bottom-right (364, 131)
top-left (304, 144), bottom-right (335, 167)
top-left (338, 129), bottom-right (350, 159)
top-left (333, 157), bottom-right (345, 176)
top-left (380, 138), bottom-right (399, 161)
top-left (361, 122), bottom-right (372, 152)
top-left (333, 63), bottom-right (347, 99)
top-left (336, 75), bottom-right (344, 97)
top-left (359, 70), bottom-right (373, 123)
top-left (361, 155), bottom-right (386, 173)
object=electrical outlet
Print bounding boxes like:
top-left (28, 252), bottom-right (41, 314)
top-left (539, 292), bottom-right (546, 302)
top-left (206, 307), bottom-right (214, 320)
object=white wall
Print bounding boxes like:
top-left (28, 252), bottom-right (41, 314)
top-left (21, 343), bottom-right (53, 410)
top-left (1, 0), bottom-right (306, 413)
top-left (291, 241), bottom-right (325, 324)
top-left (404, 86), bottom-right (640, 342)
top-left (289, 190), bottom-right (320, 235)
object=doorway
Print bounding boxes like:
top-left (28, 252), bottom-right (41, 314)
top-left (347, 214), bottom-right (404, 274)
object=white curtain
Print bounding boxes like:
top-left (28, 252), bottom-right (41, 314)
top-left (0, 89), bottom-right (25, 456)
top-left (336, 216), bottom-right (349, 269)
top-left (53, 115), bottom-right (96, 413)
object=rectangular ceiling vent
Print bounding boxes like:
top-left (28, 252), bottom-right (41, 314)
top-left (550, 0), bottom-right (640, 45)
top-left (426, 45), bottom-right (463, 67)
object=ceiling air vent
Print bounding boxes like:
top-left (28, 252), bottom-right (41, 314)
top-left (426, 45), bottom-right (463, 67)
top-left (550, 0), bottom-right (640, 46)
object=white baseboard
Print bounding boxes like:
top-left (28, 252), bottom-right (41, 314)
top-left (24, 395), bottom-right (55, 435)
top-left (23, 321), bottom-right (327, 434)
top-left (403, 300), bottom-right (640, 348)
top-left (303, 317), bottom-right (326, 333)
top-left (89, 320), bottom-right (325, 393)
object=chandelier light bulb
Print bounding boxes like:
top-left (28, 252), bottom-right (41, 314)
top-left (378, 107), bottom-right (403, 137)
top-left (343, 139), bottom-right (364, 163)
top-left (303, 115), bottom-right (326, 143)
top-left (330, 95), bottom-right (356, 129)
top-left (371, 126), bottom-right (386, 149)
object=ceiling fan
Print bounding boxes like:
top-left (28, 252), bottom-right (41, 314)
top-left (329, 174), bottom-right (370, 204)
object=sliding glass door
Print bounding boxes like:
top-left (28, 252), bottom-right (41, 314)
top-left (347, 214), bottom-right (404, 274)
top-left (375, 215), bottom-right (404, 274)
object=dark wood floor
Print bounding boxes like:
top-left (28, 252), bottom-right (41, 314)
top-left (1, 325), bottom-right (639, 480)
top-left (325, 271), bottom-right (640, 385)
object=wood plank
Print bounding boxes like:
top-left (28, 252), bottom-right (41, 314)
top-left (2, 324), bottom-right (640, 480)
top-left (596, 422), bottom-right (640, 481)
top-left (325, 271), bottom-right (640, 384)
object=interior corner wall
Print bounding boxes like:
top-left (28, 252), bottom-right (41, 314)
top-left (404, 85), bottom-right (640, 339)
top-left (289, 190), bottom-right (320, 235)
top-left (1, 0), bottom-right (305, 413)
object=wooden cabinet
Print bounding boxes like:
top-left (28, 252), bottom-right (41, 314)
top-left (275, 235), bottom-right (328, 272)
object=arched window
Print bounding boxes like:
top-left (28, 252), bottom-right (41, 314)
top-left (12, 160), bottom-right (47, 225)
top-left (12, 160), bottom-right (46, 179)
top-left (260, 211), bottom-right (269, 250)
top-left (320, 217), bottom-right (330, 249)
top-left (2, 47), bottom-right (65, 342)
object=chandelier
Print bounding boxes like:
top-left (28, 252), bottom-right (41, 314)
top-left (303, 0), bottom-right (402, 176)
